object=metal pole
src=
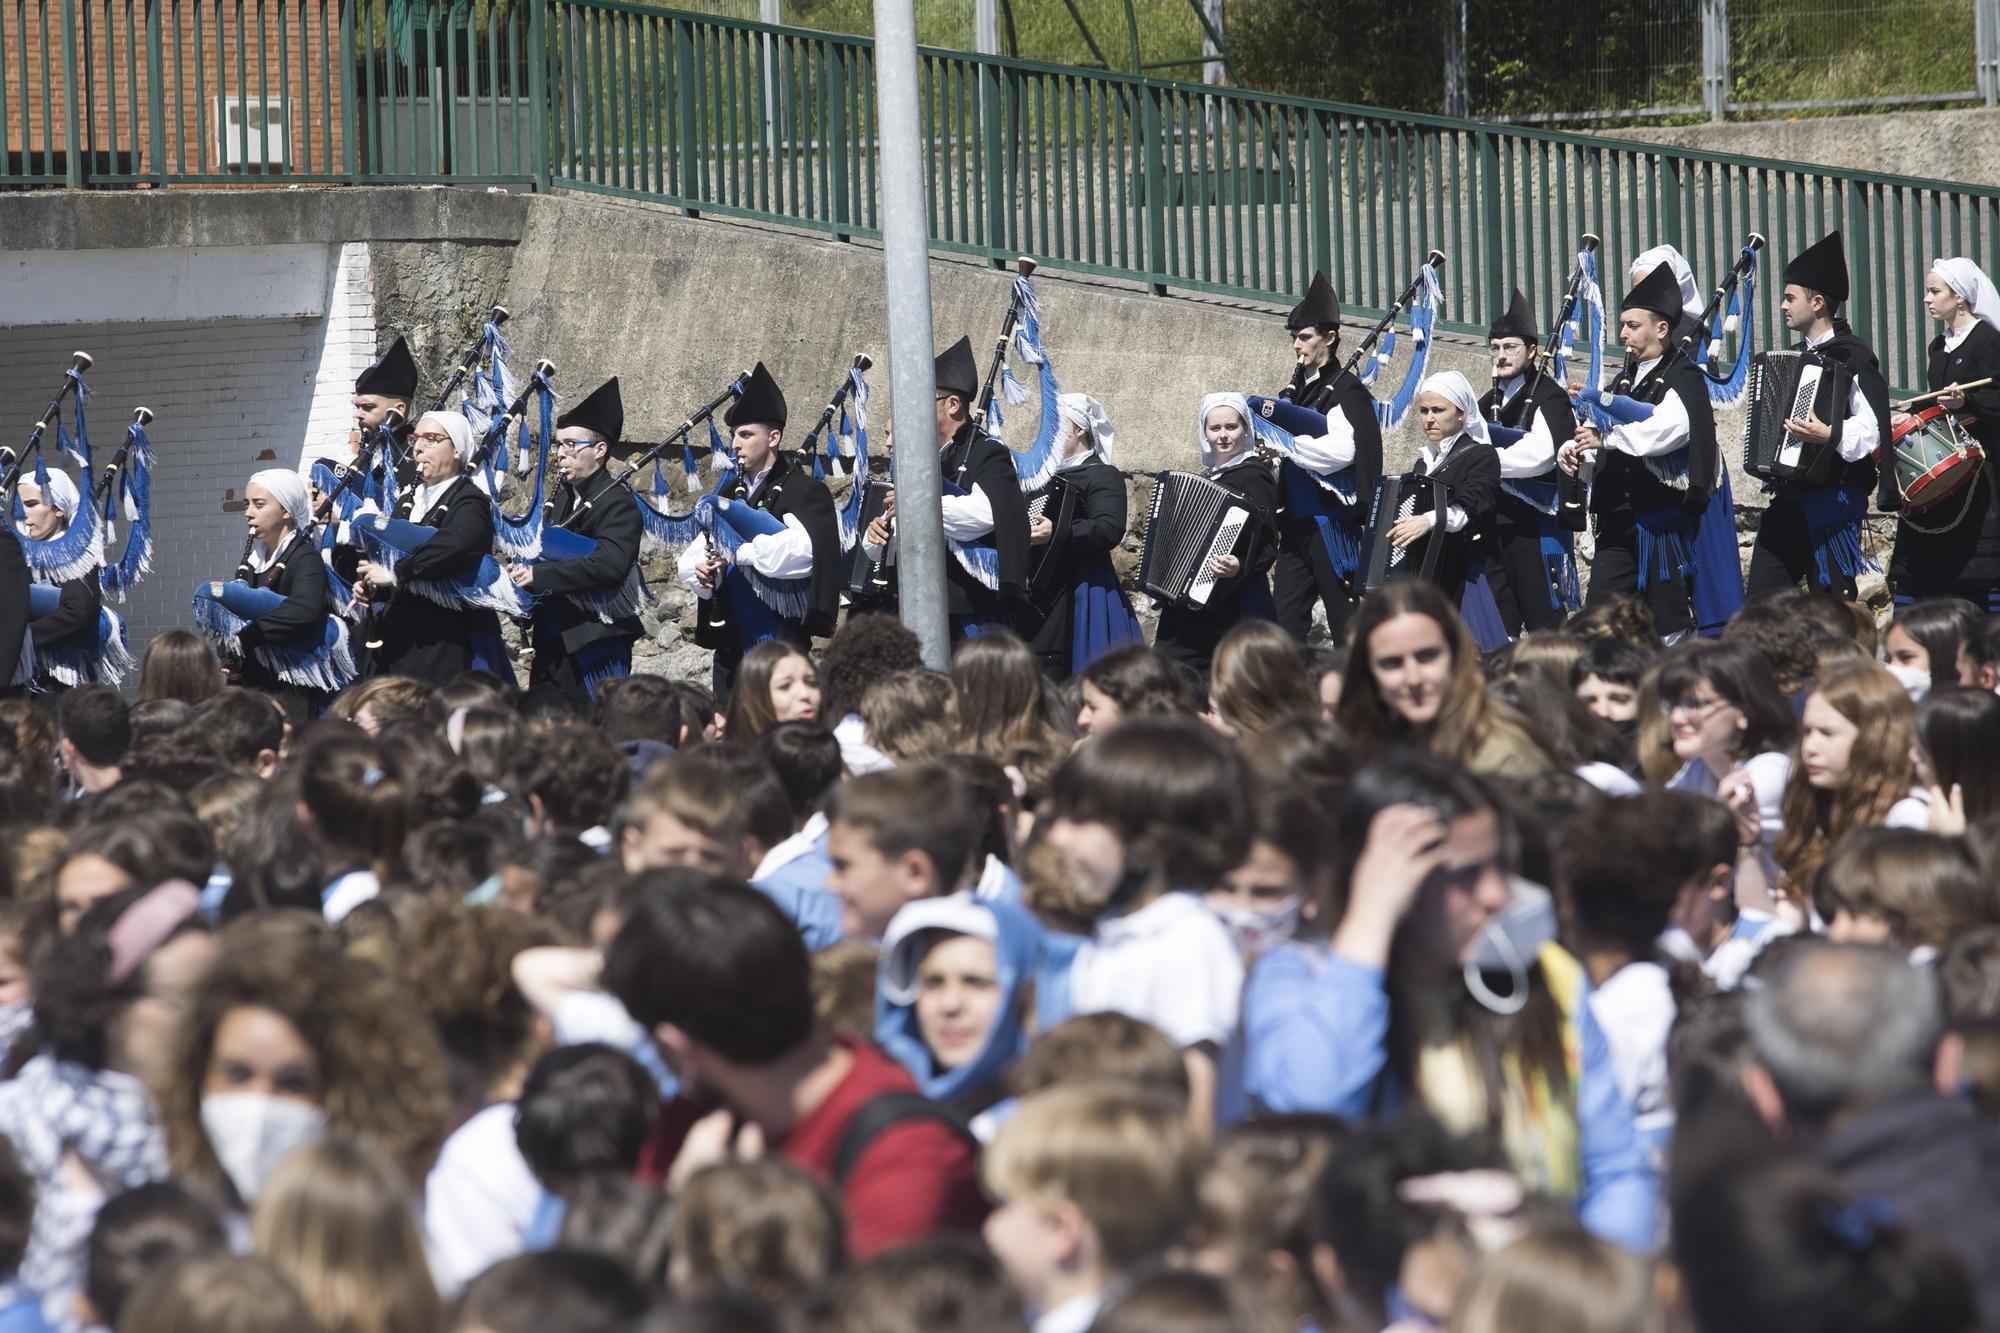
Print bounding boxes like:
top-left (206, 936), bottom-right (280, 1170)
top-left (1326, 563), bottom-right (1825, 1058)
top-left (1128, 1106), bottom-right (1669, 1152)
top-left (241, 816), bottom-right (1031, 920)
top-left (1442, 0), bottom-right (1467, 117)
top-left (976, 0), bottom-right (1000, 56)
top-left (871, 0), bottom-right (950, 668)
top-left (1702, 0), bottom-right (1729, 121)
top-left (1201, 0), bottom-right (1223, 86)
top-left (1979, 0), bottom-right (1999, 107)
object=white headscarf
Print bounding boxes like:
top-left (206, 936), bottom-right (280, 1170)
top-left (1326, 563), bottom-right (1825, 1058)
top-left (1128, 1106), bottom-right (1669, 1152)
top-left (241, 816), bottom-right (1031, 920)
top-left (1416, 371), bottom-right (1491, 447)
top-left (416, 410), bottom-right (477, 465)
top-left (1055, 394), bottom-right (1115, 471)
top-left (1630, 245), bottom-right (1700, 313)
top-left (21, 470), bottom-right (80, 522)
top-left (1197, 393), bottom-right (1256, 470)
top-left (248, 468), bottom-right (313, 539)
top-left (1931, 258), bottom-right (2000, 335)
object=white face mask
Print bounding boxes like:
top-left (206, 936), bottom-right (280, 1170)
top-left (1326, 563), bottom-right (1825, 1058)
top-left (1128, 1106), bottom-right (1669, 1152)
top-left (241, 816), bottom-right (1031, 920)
top-left (199, 1091), bottom-right (327, 1204)
top-left (1883, 660), bottom-right (1931, 702)
top-left (1463, 878), bottom-right (1559, 1016)
top-left (1218, 897), bottom-right (1303, 958)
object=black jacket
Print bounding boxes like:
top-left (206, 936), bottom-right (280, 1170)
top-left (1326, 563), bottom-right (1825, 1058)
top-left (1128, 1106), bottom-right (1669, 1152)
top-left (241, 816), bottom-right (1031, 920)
top-left (1590, 351), bottom-right (1719, 517)
top-left (940, 422), bottom-right (1031, 620)
top-left (29, 573), bottom-right (100, 653)
top-left (1411, 435), bottom-right (1501, 593)
top-left (1800, 322), bottom-right (1891, 501)
top-left (1479, 371), bottom-right (1576, 526)
top-left (237, 532), bottom-right (330, 654)
top-left (1024, 459), bottom-right (1127, 658)
top-left (1890, 319), bottom-right (2000, 586)
top-left (1816, 1092), bottom-right (2000, 1325)
top-left (370, 474), bottom-right (503, 685)
top-left (694, 453), bottom-right (842, 649)
top-left (1282, 362), bottom-right (1383, 517)
top-left (0, 526), bottom-right (27, 694)
top-left (535, 470), bottom-right (645, 655)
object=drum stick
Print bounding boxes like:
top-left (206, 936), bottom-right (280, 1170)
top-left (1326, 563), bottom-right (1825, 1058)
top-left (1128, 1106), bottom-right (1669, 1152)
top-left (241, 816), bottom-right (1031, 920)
top-left (1895, 378), bottom-right (1995, 411)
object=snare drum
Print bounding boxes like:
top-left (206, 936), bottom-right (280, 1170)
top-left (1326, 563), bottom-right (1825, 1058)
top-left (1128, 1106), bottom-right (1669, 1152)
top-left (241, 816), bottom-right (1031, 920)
top-left (1892, 406), bottom-right (1987, 513)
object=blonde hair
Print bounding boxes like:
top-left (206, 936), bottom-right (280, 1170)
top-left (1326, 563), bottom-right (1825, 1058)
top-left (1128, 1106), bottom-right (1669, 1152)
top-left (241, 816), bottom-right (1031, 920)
top-left (861, 669), bottom-right (958, 763)
top-left (669, 1159), bottom-right (846, 1307)
top-left (252, 1137), bottom-right (441, 1333)
top-left (1448, 1225), bottom-right (1660, 1333)
top-left (1776, 660), bottom-right (1918, 892)
top-left (983, 1081), bottom-right (1200, 1270)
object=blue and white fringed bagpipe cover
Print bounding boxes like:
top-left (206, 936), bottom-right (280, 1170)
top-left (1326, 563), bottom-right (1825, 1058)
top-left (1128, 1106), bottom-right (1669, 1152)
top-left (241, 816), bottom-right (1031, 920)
top-left (486, 370), bottom-right (561, 559)
top-left (1692, 241), bottom-right (1758, 406)
top-left (13, 366), bottom-right (102, 587)
top-left (356, 516), bottom-right (535, 618)
top-left (834, 364), bottom-right (874, 551)
top-left (1245, 395), bottom-right (1362, 583)
top-left (1488, 423), bottom-right (1583, 616)
top-left (97, 415), bottom-right (156, 601)
top-left (191, 580), bottom-right (357, 692)
top-left (457, 320), bottom-right (518, 449)
top-left (11, 585), bottom-right (132, 690)
top-left (1367, 258), bottom-right (1446, 432)
top-left (531, 525), bottom-right (652, 624)
top-left (695, 494), bottom-right (811, 648)
top-left (990, 273), bottom-right (1065, 494)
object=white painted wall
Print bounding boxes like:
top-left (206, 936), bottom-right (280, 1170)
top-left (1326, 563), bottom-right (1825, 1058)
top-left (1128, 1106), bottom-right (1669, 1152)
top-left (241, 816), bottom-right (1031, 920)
top-left (0, 243), bottom-right (336, 328)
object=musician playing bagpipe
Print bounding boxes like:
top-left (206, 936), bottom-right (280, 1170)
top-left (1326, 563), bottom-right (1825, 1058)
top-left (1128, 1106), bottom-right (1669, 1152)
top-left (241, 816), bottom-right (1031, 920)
top-left (1629, 247), bottom-right (1705, 354)
top-left (1744, 232), bottom-right (1888, 602)
top-left (508, 376), bottom-right (645, 700)
top-left (15, 470), bottom-right (126, 695)
top-left (1881, 259), bottom-right (2000, 609)
top-left (861, 338), bottom-right (1032, 639)
top-left (1020, 393), bottom-right (1142, 679)
top-left (313, 335), bottom-right (420, 586)
top-left (1271, 272), bottom-right (1383, 643)
top-left (1480, 290), bottom-right (1578, 633)
top-left (198, 469), bottom-right (350, 714)
top-left (352, 410), bottom-right (514, 686)
top-left (1151, 395), bottom-right (1280, 679)
top-left (1560, 267), bottom-right (1722, 641)
top-left (679, 363), bottom-right (842, 697)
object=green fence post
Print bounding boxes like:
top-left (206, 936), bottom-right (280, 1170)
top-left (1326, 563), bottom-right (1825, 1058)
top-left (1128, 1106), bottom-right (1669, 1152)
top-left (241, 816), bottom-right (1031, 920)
top-left (829, 40), bottom-right (850, 242)
top-left (1478, 129), bottom-right (1504, 329)
top-left (1140, 79), bottom-right (1166, 293)
top-left (340, 0), bottom-right (358, 181)
top-left (528, 0), bottom-right (549, 190)
top-left (674, 20), bottom-right (698, 216)
top-left (60, 0), bottom-right (84, 187)
top-left (144, 0), bottom-right (165, 183)
top-left (980, 60), bottom-right (1005, 263)
top-left (1307, 109), bottom-right (1331, 282)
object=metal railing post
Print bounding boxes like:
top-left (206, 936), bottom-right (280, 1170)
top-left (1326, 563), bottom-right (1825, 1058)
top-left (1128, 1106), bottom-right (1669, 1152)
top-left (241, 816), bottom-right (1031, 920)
top-left (1307, 109), bottom-right (1331, 283)
top-left (528, 0), bottom-right (549, 189)
top-left (144, 0), bottom-right (166, 182)
top-left (1478, 129), bottom-right (1504, 324)
top-left (1702, 0), bottom-right (1729, 121)
top-left (1140, 80), bottom-right (1168, 294)
top-left (60, 0), bottom-right (85, 186)
top-left (1979, 0), bottom-right (2000, 107)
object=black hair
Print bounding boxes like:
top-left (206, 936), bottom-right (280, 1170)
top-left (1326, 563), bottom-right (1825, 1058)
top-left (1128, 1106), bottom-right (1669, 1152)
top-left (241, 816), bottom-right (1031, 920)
top-left (1890, 598), bottom-right (1983, 689)
top-left (85, 1182), bottom-right (229, 1328)
top-left (0, 1131), bottom-right (31, 1281)
top-left (817, 614), bottom-right (924, 724)
top-left (1656, 638), bottom-right (1799, 760)
top-left (514, 1043), bottom-right (662, 1195)
top-left (1046, 717), bottom-right (1251, 889)
top-left (1570, 635), bottom-right (1654, 691)
top-left (1917, 687), bottom-right (2000, 823)
top-left (448, 1249), bottom-right (653, 1333)
top-left (518, 722), bottom-right (632, 836)
top-left (604, 877), bottom-right (814, 1066)
top-left (595, 674), bottom-right (704, 747)
top-left (184, 689), bottom-right (284, 771)
top-left (755, 722), bottom-right (845, 817)
top-left (1561, 791), bottom-right (1721, 962)
top-left (57, 684), bottom-right (132, 768)
top-left (500, 835), bottom-right (601, 921)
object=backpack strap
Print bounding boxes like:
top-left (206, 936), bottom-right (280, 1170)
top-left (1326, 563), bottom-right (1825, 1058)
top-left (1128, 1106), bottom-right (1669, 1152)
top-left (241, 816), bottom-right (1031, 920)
top-left (831, 1090), bottom-right (976, 1190)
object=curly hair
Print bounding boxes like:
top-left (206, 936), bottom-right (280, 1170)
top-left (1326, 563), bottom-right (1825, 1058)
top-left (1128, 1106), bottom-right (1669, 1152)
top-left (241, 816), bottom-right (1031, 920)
top-left (1078, 644), bottom-right (1196, 724)
top-left (392, 900), bottom-right (553, 1109)
top-left (161, 916), bottom-right (449, 1194)
top-left (860, 670), bottom-right (957, 763)
top-left (1776, 660), bottom-right (1918, 894)
top-left (817, 614), bottom-right (922, 723)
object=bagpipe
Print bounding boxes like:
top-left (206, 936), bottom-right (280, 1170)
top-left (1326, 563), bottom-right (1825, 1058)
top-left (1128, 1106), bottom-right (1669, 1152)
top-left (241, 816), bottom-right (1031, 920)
top-left (95, 407), bottom-right (158, 600)
top-left (11, 584), bottom-right (132, 690)
top-left (1343, 250), bottom-right (1447, 431)
top-left (192, 577), bottom-right (357, 693)
top-left (309, 407), bottom-right (404, 639)
top-left (973, 257), bottom-right (1066, 492)
top-left (1683, 234), bottom-right (1764, 405)
top-left (796, 353), bottom-right (873, 481)
top-left (1544, 237), bottom-right (1607, 530)
top-left (9, 352), bottom-right (105, 588)
top-left (475, 359), bottom-right (559, 558)
top-left (435, 305), bottom-right (513, 426)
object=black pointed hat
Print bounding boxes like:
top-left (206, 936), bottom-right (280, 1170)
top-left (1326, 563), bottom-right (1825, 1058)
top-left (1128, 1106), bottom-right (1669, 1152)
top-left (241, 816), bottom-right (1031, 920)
top-left (354, 335), bottom-right (418, 401)
top-left (934, 337), bottom-right (980, 399)
top-left (558, 376), bottom-right (624, 445)
top-left (725, 362), bottom-right (788, 430)
top-left (1621, 264), bottom-right (1684, 327)
top-left (1783, 231), bottom-right (1849, 307)
top-left (1488, 288), bottom-right (1538, 344)
top-left (1286, 271), bottom-right (1340, 332)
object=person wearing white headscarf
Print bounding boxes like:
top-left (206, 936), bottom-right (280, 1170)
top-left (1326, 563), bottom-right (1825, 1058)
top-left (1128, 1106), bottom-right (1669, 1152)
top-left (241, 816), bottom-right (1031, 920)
top-left (1022, 394), bottom-right (1142, 677)
top-left (1153, 395), bottom-right (1283, 679)
top-left (355, 408), bottom-right (509, 685)
top-left (1888, 258), bottom-right (2000, 606)
top-left (226, 466), bottom-right (334, 701)
top-left (16, 468), bottom-right (108, 693)
top-left (1389, 373), bottom-right (1507, 649)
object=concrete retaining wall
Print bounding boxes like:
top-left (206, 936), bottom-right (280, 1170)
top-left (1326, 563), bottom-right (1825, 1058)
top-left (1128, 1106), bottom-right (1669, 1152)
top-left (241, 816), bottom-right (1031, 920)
top-left (1620, 108), bottom-right (2000, 190)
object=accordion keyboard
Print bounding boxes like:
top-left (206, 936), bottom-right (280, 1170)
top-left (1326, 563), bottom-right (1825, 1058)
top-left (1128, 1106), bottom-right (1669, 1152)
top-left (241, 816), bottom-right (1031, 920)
top-left (1185, 505), bottom-right (1251, 606)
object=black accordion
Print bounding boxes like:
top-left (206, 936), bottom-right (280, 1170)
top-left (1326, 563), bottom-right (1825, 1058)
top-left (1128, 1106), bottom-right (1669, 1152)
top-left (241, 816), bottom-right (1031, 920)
top-left (1138, 471), bottom-right (1254, 611)
top-left (1025, 473), bottom-right (1080, 601)
top-left (1358, 473), bottom-right (1448, 591)
top-left (842, 479), bottom-right (895, 598)
top-left (1742, 349), bottom-right (1853, 486)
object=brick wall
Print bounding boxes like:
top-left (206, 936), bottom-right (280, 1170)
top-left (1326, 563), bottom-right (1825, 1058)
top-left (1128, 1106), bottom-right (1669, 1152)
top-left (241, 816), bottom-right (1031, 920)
top-left (0, 242), bottom-right (376, 685)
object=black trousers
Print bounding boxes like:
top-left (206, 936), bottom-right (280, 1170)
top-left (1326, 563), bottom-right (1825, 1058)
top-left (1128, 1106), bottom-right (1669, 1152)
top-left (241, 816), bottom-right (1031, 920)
top-left (1586, 512), bottom-right (1695, 636)
top-left (1272, 520), bottom-right (1356, 644)
top-left (1746, 501), bottom-right (1857, 601)
top-left (1487, 520), bottom-right (1570, 635)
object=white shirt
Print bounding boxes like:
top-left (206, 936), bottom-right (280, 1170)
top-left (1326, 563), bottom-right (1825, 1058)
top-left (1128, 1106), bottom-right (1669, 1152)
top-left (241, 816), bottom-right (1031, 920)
top-left (1034, 1293), bottom-right (1104, 1333)
top-left (1493, 394), bottom-right (1558, 480)
top-left (1946, 319), bottom-right (1978, 353)
top-left (858, 476), bottom-right (997, 566)
top-left (1885, 788), bottom-right (1933, 829)
top-left (1669, 750), bottom-right (1791, 879)
top-left (1804, 327), bottom-right (1882, 464)
top-left (756, 811), bottom-right (829, 880)
top-left (833, 713), bottom-right (896, 775)
top-left (322, 869), bottom-right (381, 925)
top-left (1288, 405), bottom-right (1358, 474)
top-left (675, 474), bottom-right (818, 595)
top-left (1587, 961), bottom-right (1676, 1139)
top-left (424, 1102), bottom-right (544, 1295)
top-left (1069, 891), bottom-right (1244, 1048)
top-left (1602, 356), bottom-right (1693, 460)
top-left (1577, 762), bottom-right (1643, 796)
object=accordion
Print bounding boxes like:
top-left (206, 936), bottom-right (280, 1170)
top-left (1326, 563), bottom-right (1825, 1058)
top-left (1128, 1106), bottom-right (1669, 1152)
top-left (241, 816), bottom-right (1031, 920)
top-left (1742, 349), bottom-right (1853, 486)
top-left (842, 479), bottom-right (895, 597)
top-left (1025, 473), bottom-right (1080, 601)
top-left (1138, 471), bottom-right (1254, 611)
top-left (1358, 473), bottom-right (1448, 591)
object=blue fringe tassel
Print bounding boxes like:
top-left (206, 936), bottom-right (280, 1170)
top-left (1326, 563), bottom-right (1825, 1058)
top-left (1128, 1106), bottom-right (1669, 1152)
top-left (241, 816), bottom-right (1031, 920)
top-left (1372, 264), bottom-right (1444, 431)
top-left (1797, 484), bottom-right (1877, 587)
top-left (358, 516), bottom-right (533, 617)
top-left (1007, 298), bottom-right (1064, 492)
top-left (191, 580), bottom-right (356, 691)
top-left (1634, 509), bottom-right (1695, 589)
top-left (493, 382), bottom-right (555, 558)
top-left (700, 497), bottom-right (814, 620)
top-left (1001, 364), bottom-right (1029, 407)
top-left (100, 421), bottom-right (155, 599)
top-left (533, 527), bottom-right (650, 622)
top-left (1702, 253), bottom-right (1756, 405)
top-left (837, 368), bottom-right (873, 549)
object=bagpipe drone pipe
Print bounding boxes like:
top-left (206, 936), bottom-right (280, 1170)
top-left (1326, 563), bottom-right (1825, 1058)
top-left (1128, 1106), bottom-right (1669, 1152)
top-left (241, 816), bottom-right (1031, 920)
top-left (1342, 251), bottom-right (1448, 432)
top-left (1243, 394), bottom-right (1363, 580)
top-left (696, 494), bottom-right (815, 641)
top-left (8, 353), bottom-right (103, 588)
top-left (1682, 234), bottom-right (1764, 406)
top-left (95, 408), bottom-right (158, 600)
top-left (191, 579), bottom-right (357, 693)
top-left (11, 584), bottom-right (132, 690)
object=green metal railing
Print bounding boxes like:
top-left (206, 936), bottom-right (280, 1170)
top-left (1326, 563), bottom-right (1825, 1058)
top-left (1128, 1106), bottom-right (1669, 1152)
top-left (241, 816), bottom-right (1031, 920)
top-left (10, 0), bottom-right (2000, 391)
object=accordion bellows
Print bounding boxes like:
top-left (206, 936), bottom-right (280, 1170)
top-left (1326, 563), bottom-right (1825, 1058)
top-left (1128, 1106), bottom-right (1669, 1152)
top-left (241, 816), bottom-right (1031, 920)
top-left (1138, 472), bottom-right (1252, 611)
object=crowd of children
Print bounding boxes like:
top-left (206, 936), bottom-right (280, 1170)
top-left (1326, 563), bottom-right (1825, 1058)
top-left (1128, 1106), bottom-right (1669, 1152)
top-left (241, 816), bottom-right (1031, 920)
top-left (0, 584), bottom-right (1994, 1333)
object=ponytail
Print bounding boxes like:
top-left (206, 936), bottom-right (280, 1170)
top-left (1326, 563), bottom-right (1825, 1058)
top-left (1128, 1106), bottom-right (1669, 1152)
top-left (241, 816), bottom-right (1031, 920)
top-left (298, 734), bottom-right (407, 880)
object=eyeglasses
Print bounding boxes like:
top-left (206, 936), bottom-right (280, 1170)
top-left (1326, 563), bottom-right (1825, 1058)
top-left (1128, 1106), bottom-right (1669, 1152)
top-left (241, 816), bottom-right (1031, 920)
top-left (1663, 695), bottom-right (1732, 721)
top-left (555, 438), bottom-right (602, 454)
top-left (411, 430), bottom-right (453, 445)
